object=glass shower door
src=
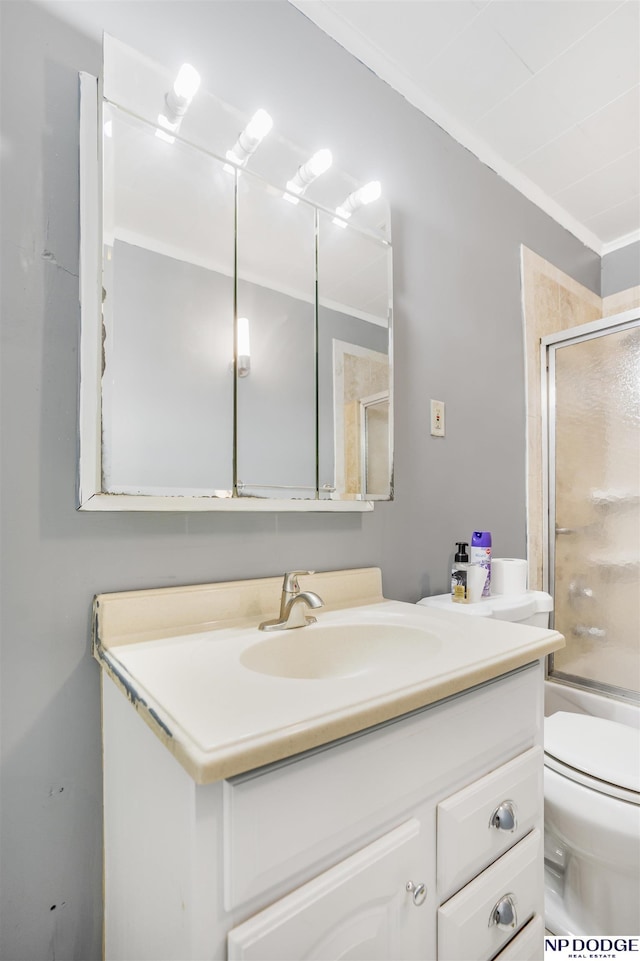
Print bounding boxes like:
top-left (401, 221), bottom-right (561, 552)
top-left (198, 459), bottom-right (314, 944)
top-left (546, 314), bottom-right (640, 699)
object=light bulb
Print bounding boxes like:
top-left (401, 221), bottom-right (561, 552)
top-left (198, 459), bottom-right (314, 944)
top-left (334, 180), bottom-right (382, 222)
top-left (244, 109), bottom-right (273, 144)
top-left (164, 64), bottom-right (201, 124)
top-left (229, 108), bottom-right (273, 168)
top-left (173, 64), bottom-right (201, 103)
top-left (356, 180), bottom-right (381, 205)
top-left (283, 149), bottom-right (332, 203)
top-left (237, 317), bottom-right (251, 377)
top-left (306, 148), bottom-right (332, 178)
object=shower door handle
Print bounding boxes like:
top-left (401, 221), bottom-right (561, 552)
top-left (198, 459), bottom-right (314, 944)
top-left (572, 625), bottom-right (606, 638)
top-left (556, 527), bottom-right (577, 535)
top-left (568, 581), bottom-right (594, 599)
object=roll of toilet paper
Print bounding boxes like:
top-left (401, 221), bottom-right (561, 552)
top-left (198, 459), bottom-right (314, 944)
top-left (491, 558), bottom-right (528, 595)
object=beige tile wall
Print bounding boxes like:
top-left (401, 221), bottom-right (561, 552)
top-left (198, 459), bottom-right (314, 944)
top-left (521, 247), bottom-right (601, 590)
top-left (603, 285), bottom-right (640, 316)
top-left (343, 354), bottom-right (389, 494)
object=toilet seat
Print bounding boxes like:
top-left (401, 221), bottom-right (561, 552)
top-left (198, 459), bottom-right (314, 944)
top-left (544, 712), bottom-right (640, 805)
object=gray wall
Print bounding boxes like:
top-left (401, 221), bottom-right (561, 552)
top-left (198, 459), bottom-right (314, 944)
top-left (107, 242), bottom-right (235, 491)
top-left (601, 240), bottom-right (640, 297)
top-left (0, 2), bottom-right (600, 958)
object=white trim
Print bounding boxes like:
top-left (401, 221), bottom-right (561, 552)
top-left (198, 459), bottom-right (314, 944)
top-left (359, 390), bottom-right (390, 499)
top-left (288, 1), bottom-right (634, 256)
top-left (540, 306), bottom-right (640, 348)
top-left (601, 229), bottom-right (640, 257)
top-left (77, 66), bottom-right (382, 513)
top-left (79, 492), bottom-right (373, 512)
top-left (78, 72), bottom-right (103, 508)
top-left (540, 338), bottom-right (551, 598)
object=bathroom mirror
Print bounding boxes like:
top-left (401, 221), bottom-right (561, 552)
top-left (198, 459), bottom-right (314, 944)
top-left (78, 36), bottom-right (393, 510)
top-left (317, 210), bottom-right (393, 500)
top-left (235, 172), bottom-right (317, 499)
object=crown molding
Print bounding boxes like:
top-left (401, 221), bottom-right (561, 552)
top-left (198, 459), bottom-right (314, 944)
top-left (601, 229), bottom-right (640, 256)
top-left (289, 1), bottom-right (640, 257)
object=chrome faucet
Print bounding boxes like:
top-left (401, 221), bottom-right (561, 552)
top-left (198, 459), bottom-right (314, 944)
top-left (259, 571), bottom-right (324, 631)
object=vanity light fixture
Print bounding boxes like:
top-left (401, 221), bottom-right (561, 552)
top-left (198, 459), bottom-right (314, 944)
top-left (225, 109), bottom-right (273, 170)
top-left (155, 62), bottom-right (201, 144)
top-left (155, 114), bottom-right (180, 144)
top-left (237, 317), bottom-right (251, 378)
top-left (333, 180), bottom-right (382, 227)
top-left (284, 149), bottom-right (333, 204)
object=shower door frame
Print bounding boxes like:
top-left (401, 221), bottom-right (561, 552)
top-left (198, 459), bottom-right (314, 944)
top-left (541, 307), bottom-right (640, 699)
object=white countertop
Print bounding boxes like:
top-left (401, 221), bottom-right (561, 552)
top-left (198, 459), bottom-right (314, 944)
top-left (94, 577), bottom-right (563, 783)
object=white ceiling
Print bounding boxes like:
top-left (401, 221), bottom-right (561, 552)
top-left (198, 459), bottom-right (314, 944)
top-left (290, 0), bottom-right (640, 255)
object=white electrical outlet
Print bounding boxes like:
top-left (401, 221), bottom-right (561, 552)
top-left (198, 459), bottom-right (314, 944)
top-left (430, 399), bottom-right (445, 436)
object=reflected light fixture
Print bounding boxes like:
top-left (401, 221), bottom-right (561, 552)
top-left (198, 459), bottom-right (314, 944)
top-left (225, 109), bottom-right (273, 170)
top-left (333, 180), bottom-right (381, 227)
top-left (156, 62), bottom-right (201, 144)
top-left (237, 317), bottom-right (251, 377)
top-left (284, 149), bottom-right (332, 204)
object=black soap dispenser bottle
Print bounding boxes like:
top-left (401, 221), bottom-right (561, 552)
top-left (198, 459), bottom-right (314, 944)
top-left (451, 542), bottom-right (471, 604)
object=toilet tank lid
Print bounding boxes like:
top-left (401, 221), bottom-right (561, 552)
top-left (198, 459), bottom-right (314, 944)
top-left (545, 712), bottom-right (640, 794)
top-left (417, 590), bottom-right (553, 621)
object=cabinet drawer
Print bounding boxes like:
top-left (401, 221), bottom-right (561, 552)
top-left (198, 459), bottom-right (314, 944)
top-left (494, 914), bottom-right (544, 960)
top-left (437, 746), bottom-right (542, 900)
top-left (437, 828), bottom-right (542, 961)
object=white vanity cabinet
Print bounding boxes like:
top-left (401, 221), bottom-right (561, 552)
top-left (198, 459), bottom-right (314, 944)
top-left (101, 659), bottom-right (545, 961)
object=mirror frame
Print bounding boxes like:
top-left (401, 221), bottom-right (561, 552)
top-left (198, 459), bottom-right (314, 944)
top-left (78, 72), bottom-right (391, 512)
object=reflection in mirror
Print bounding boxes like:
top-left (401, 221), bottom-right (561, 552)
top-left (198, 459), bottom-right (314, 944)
top-left (317, 212), bottom-right (393, 500)
top-left (361, 392), bottom-right (390, 497)
top-left (101, 103), bottom-right (235, 495)
top-left (79, 35), bottom-right (393, 510)
top-left (236, 173), bottom-right (317, 497)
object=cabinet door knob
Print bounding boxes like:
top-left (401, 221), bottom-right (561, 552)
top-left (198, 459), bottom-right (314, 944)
top-left (489, 893), bottom-right (517, 930)
top-left (490, 799), bottom-right (517, 832)
top-left (405, 880), bottom-right (427, 906)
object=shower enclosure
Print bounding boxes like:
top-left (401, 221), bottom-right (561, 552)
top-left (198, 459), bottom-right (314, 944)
top-left (543, 309), bottom-right (640, 701)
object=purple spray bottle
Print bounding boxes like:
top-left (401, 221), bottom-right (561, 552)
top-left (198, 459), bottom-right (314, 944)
top-left (470, 531), bottom-right (492, 597)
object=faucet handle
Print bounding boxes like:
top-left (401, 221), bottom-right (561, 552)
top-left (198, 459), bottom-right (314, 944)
top-left (282, 571), bottom-right (314, 593)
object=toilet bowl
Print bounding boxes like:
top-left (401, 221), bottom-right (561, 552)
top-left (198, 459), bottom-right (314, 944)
top-left (544, 711), bottom-right (640, 936)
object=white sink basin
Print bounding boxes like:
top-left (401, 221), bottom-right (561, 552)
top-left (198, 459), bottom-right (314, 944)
top-left (240, 622), bottom-right (442, 679)
top-left (97, 570), bottom-right (564, 782)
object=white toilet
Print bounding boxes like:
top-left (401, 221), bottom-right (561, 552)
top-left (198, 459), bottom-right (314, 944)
top-left (544, 711), bottom-right (640, 935)
top-left (418, 587), bottom-right (640, 935)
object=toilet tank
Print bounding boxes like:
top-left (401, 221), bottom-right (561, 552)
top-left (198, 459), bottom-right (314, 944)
top-left (417, 590), bottom-right (553, 628)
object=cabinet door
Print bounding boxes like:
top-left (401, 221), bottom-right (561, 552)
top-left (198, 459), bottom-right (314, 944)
top-left (227, 819), bottom-right (430, 960)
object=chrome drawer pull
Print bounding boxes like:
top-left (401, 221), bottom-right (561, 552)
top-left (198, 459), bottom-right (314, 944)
top-left (490, 800), bottom-right (517, 832)
top-left (405, 880), bottom-right (427, 906)
top-left (489, 893), bottom-right (517, 930)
